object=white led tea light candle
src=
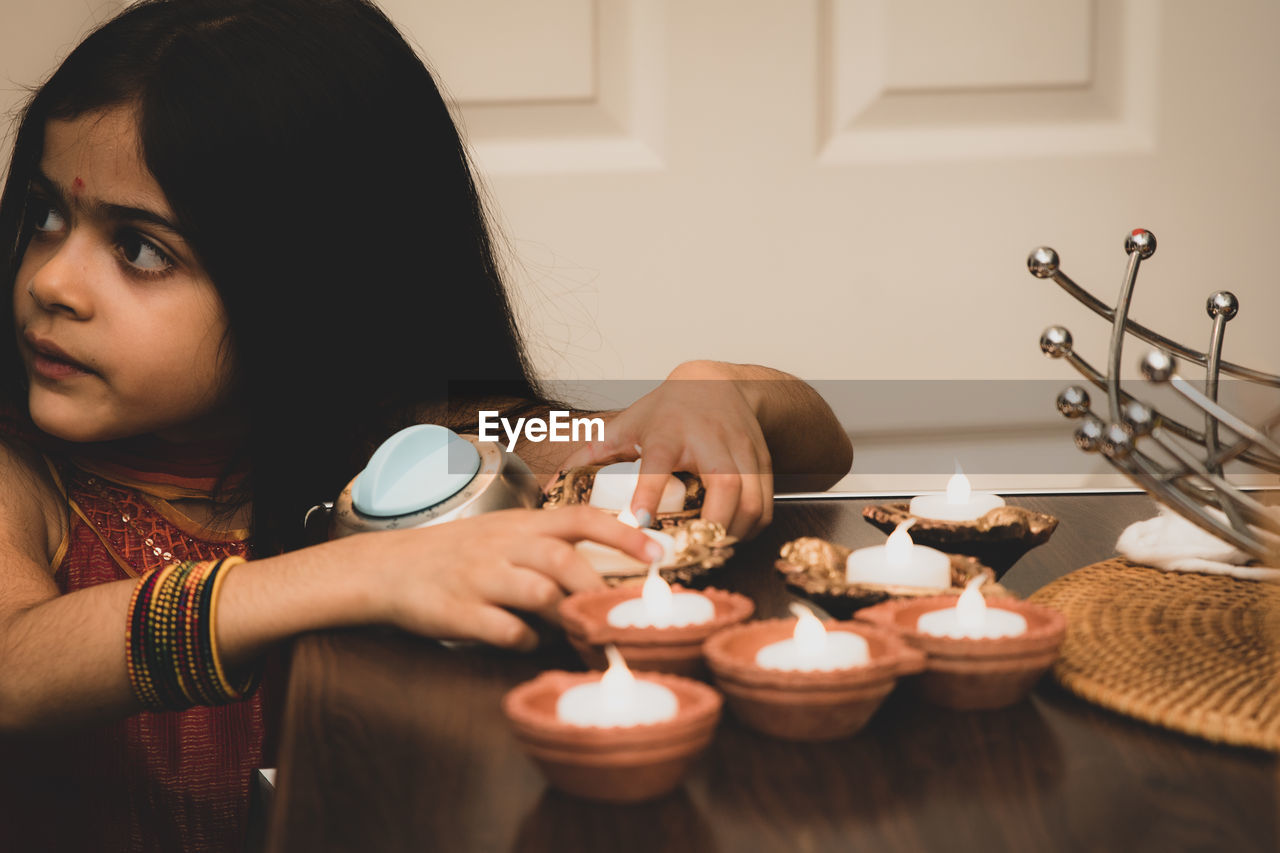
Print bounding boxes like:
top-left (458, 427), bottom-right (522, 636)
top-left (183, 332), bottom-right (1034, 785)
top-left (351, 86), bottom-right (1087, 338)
top-left (908, 465), bottom-right (1005, 522)
top-left (916, 577), bottom-right (1027, 639)
top-left (605, 562), bottom-right (715, 629)
top-left (555, 645), bottom-right (679, 727)
top-left (845, 521), bottom-right (952, 589)
top-left (588, 458), bottom-right (686, 515)
top-left (754, 603), bottom-right (870, 671)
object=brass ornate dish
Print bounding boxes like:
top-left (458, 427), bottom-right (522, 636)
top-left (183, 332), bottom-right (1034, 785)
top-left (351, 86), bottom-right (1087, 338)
top-left (776, 536), bottom-right (1010, 618)
top-left (542, 465), bottom-right (705, 528)
top-left (862, 503), bottom-right (1059, 578)
top-left (575, 518), bottom-right (736, 588)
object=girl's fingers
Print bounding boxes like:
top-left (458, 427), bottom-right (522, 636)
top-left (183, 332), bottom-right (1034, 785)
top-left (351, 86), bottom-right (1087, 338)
top-left (531, 506), bottom-right (664, 563)
top-left (631, 441), bottom-right (682, 520)
top-left (753, 455), bottom-right (775, 537)
top-left (388, 508), bottom-right (668, 651)
top-left (554, 440), bottom-right (612, 475)
top-left (471, 562), bottom-right (573, 626)
top-left (727, 443), bottom-right (765, 540)
top-left (505, 535), bottom-right (604, 595)
top-left (698, 451), bottom-right (744, 535)
top-left (465, 603), bottom-right (540, 651)
top-left (550, 423), bottom-right (631, 484)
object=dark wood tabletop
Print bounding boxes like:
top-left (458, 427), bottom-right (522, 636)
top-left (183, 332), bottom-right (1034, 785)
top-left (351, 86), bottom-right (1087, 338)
top-left (266, 492), bottom-right (1279, 853)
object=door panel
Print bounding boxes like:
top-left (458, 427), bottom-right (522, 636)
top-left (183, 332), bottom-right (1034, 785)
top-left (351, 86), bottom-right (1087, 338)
top-left (5, 1), bottom-right (1276, 489)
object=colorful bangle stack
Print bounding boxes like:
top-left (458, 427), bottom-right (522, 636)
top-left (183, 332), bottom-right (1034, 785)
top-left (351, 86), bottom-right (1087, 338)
top-left (125, 557), bottom-right (260, 711)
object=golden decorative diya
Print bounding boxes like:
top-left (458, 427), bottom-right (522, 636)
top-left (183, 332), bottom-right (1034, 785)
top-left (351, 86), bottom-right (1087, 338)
top-left (578, 517), bottom-right (737, 588)
top-left (862, 503), bottom-right (1059, 578)
top-left (776, 535), bottom-right (1010, 618)
top-left (542, 464), bottom-right (704, 529)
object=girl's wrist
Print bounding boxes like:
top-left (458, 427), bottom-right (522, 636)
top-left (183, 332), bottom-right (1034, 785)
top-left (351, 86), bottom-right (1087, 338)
top-left (215, 537), bottom-right (389, 667)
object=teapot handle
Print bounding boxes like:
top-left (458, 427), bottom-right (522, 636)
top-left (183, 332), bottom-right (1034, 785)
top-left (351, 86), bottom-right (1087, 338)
top-left (303, 502), bottom-right (335, 545)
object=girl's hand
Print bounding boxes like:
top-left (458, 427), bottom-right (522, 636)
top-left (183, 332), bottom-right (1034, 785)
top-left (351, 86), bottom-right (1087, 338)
top-left (557, 361), bottom-right (774, 540)
top-left (345, 506), bottom-right (661, 651)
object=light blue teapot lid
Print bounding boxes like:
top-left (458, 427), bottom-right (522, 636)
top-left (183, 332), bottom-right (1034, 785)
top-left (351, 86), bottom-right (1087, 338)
top-left (352, 424), bottom-right (481, 517)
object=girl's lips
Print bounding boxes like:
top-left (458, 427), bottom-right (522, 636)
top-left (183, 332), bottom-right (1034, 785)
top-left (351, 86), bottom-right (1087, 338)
top-left (24, 337), bottom-right (95, 380)
top-left (31, 351), bottom-right (92, 381)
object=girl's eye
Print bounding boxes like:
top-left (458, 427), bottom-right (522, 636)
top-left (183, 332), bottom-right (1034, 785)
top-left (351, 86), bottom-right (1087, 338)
top-left (29, 198), bottom-right (66, 233)
top-left (119, 231), bottom-right (173, 274)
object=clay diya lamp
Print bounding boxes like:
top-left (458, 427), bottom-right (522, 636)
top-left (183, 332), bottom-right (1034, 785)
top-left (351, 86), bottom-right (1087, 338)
top-left (862, 499), bottom-right (1058, 579)
top-left (702, 605), bottom-right (926, 741)
top-left (542, 462), bottom-right (705, 530)
top-left (857, 583), bottom-right (1067, 710)
top-left (560, 575), bottom-right (754, 677)
top-left (502, 648), bottom-right (723, 803)
top-left (776, 534), bottom-right (1010, 619)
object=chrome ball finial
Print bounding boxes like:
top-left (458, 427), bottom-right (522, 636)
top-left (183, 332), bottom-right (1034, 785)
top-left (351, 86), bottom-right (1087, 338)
top-left (1141, 349), bottom-right (1175, 383)
top-left (1073, 415), bottom-right (1105, 452)
top-left (1027, 247), bottom-right (1059, 278)
top-left (1123, 228), bottom-right (1157, 259)
top-left (1040, 326), bottom-right (1073, 358)
top-left (1038, 229), bottom-right (1280, 563)
top-left (1122, 400), bottom-right (1156, 436)
top-left (1056, 385), bottom-right (1090, 418)
top-left (1100, 423), bottom-right (1134, 460)
top-left (1206, 290), bottom-right (1239, 320)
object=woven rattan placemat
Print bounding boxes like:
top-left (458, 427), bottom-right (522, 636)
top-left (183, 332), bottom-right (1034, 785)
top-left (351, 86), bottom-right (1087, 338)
top-left (1028, 559), bottom-right (1280, 751)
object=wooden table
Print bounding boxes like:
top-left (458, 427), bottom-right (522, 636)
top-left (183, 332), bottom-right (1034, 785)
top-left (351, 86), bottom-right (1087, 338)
top-left (266, 493), bottom-right (1278, 852)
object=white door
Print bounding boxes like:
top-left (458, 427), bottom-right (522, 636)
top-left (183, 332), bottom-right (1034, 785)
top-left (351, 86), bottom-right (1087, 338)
top-left (6, 0), bottom-right (1278, 490)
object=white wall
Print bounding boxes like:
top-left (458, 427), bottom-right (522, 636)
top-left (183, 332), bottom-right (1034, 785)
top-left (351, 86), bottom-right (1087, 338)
top-left (0, 1), bottom-right (122, 123)
top-left (4, 0), bottom-right (1277, 492)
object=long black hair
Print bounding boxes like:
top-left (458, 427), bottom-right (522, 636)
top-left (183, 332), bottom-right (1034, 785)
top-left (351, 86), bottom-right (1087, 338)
top-left (0, 0), bottom-right (546, 553)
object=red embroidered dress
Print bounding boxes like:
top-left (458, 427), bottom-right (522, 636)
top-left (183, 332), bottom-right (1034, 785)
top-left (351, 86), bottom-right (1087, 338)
top-left (0, 429), bottom-right (273, 853)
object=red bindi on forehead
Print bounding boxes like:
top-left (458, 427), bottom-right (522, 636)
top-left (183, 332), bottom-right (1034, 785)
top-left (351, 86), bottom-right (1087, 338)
top-left (72, 176), bottom-right (85, 194)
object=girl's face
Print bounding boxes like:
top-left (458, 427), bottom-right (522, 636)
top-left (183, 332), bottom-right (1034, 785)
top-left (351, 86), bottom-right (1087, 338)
top-left (13, 107), bottom-right (236, 443)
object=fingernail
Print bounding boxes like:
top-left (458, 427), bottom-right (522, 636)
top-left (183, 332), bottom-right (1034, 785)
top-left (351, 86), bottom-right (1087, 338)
top-left (644, 540), bottom-right (664, 561)
top-left (633, 509), bottom-right (652, 528)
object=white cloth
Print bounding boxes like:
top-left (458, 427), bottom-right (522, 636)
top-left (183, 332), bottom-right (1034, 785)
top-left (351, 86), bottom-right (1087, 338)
top-left (1115, 502), bottom-right (1280, 581)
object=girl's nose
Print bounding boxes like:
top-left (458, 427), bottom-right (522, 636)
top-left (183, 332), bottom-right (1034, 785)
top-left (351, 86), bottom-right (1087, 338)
top-left (25, 235), bottom-right (95, 320)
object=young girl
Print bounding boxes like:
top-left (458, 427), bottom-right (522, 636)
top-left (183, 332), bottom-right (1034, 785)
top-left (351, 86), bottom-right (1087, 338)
top-left (0, 0), bottom-right (851, 849)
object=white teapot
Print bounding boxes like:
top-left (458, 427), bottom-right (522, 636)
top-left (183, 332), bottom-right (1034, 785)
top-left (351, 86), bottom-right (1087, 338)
top-left (311, 424), bottom-right (541, 539)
